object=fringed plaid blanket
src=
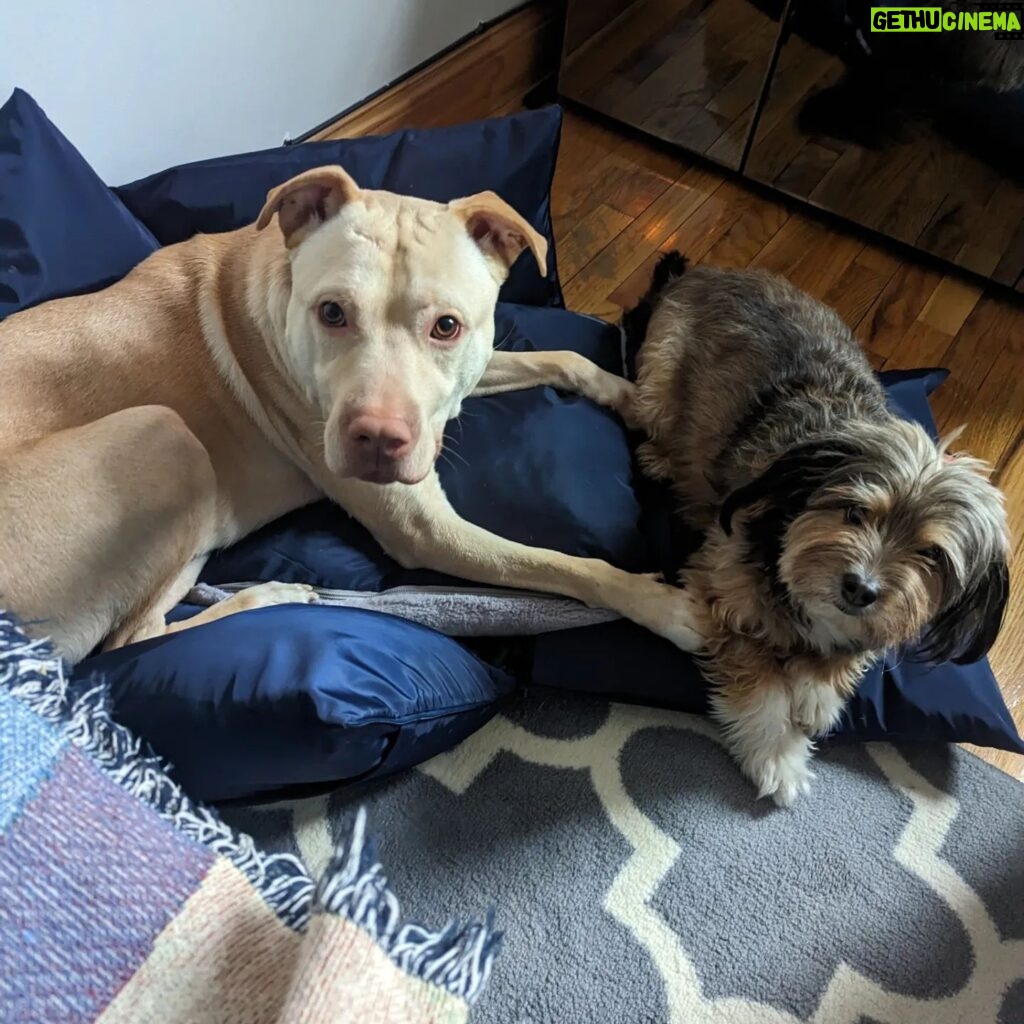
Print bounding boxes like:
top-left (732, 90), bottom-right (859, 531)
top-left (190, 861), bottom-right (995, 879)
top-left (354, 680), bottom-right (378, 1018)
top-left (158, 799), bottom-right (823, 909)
top-left (0, 612), bottom-right (498, 1023)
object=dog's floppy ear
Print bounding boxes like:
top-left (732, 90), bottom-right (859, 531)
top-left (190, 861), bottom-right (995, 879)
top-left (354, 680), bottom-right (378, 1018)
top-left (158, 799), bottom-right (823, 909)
top-left (450, 191), bottom-right (548, 279)
top-left (256, 166), bottom-right (360, 249)
top-left (719, 440), bottom-right (861, 536)
top-left (917, 555), bottom-right (1010, 665)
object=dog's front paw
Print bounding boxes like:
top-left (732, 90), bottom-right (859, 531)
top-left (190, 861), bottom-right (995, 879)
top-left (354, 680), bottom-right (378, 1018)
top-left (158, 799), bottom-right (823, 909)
top-left (637, 579), bottom-right (705, 652)
top-left (749, 747), bottom-right (815, 808)
top-left (791, 682), bottom-right (845, 737)
top-left (732, 728), bottom-right (816, 808)
top-left (592, 375), bottom-right (641, 429)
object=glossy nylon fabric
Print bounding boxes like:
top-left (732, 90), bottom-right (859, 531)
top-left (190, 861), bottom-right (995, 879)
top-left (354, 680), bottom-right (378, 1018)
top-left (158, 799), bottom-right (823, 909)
top-left (0, 89), bottom-right (158, 320)
top-left (77, 604), bottom-right (514, 803)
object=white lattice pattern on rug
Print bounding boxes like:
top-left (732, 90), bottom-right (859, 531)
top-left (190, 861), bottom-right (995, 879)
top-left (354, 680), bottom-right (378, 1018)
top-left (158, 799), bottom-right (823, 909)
top-left (413, 705), bottom-right (1023, 1024)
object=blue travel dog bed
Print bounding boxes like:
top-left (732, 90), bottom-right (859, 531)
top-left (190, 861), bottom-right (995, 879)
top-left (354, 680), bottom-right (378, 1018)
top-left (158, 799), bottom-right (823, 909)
top-left (2, 88), bottom-right (1019, 802)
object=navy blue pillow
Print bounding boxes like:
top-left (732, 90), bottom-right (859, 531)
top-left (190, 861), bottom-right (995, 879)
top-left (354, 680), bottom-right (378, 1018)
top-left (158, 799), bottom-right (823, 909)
top-left (115, 108), bottom-right (564, 309)
top-left (530, 367), bottom-right (1023, 755)
top-left (77, 604), bottom-right (514, 802)
top-left (200, 303), bottom-right (648, 590)
top-left (0, 89), bottom-right (157, 319)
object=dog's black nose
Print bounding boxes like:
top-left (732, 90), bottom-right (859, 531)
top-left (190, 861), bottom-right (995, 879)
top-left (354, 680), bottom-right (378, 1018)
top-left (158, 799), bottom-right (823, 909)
top-left (841, 572), bottom-right (879, 608)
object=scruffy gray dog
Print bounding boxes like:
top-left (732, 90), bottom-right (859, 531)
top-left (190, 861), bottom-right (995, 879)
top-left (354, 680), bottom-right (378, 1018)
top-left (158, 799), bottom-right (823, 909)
top-left (625, 253), bottom-right (1009, 807)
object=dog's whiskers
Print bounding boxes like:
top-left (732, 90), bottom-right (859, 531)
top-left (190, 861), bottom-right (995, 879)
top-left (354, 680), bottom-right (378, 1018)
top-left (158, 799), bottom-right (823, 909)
top-left (442, 443), bottom-right (471, 469)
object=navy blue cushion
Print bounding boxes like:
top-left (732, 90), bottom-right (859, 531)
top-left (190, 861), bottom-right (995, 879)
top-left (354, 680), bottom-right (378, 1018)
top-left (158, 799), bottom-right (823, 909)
top-left (76, 604), bottom-right (514, 803)
top-left (115, 108), bottom-right (564, 309)
top-left (200, 303), bottom-right (648, 590)
top-left (530, 367), bottom-right (1024, 755)
top-left (0, 89), bottom-right (157, 319)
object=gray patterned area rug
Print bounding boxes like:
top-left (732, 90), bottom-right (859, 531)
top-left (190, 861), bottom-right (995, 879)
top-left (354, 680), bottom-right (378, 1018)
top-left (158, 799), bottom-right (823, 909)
top-left (222, 693), bottom-right (1024, 1024)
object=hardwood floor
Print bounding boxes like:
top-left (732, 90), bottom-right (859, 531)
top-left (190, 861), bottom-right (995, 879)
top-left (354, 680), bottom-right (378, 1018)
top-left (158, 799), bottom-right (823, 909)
top-left (558, 0), bottom-right (1024, 290)
top-left (550, 109), bottom-right (1024, 779)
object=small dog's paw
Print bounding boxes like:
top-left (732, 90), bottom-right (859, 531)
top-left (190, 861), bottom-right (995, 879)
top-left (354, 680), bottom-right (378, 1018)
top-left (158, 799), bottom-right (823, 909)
top-left (748, 749), bottom-right (815, 808)
top-left (236, 581), bottom-right (319, 610)
top-left (791, 683), bottom-right (844, 737)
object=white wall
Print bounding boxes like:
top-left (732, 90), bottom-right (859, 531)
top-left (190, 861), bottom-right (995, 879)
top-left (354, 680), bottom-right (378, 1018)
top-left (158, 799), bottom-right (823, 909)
top-left (0, 0), bottom-right (520, 185)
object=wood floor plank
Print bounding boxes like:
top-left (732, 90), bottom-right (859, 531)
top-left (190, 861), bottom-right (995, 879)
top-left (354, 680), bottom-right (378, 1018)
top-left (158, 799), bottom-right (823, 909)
top-left (875, 142), bottom-right (956, 249)
top-left (607, 250), bottom-right (664, 312)
top-left (917, 276), bottom-right (984, 338)
top-left (703, 60), bottom-right (762, 123)
top-left (956, 179), bottom-right (1024, 284)
top-left (878, 319), bottom-right (955, 373)
top-left (659, 186), bottom-right (747, 264)
top-left (551, 116), bottom-right (629, 221)
top-left (557, 203), bottom-right (634, 281)
top-left (932, 294), bottom-right (1018, 402)
top-left (854, 263), bottom-right (945, 357)
top-left (696, 191), bottom-right (789, 269)
top-left (584, 14), bottom-right (706, 121)
top-left (783, 231), bottom-right (864, 301)
top-left (811, 140), bottom-right (921, 232)
top-left (562, 167), bottom-right (722, 314)
top-left (929, 349), bottom-right (1024, 472)
top-left (994, 219), bottom-right (1024, 290)
top-left (553, 151), bottom-right (672, 238)
top-left (613, 129), bottom-right (697, 180)
top-left (775, 142), bottom-right (841, 199)
top-left (552, 112), bottom-right (684, 228)
top-left (821, 248), bottom-right (901, 329)
top-left (748, 214), bottom-right (830, 277)
top-left (918, 191), bottom-right (996, 266)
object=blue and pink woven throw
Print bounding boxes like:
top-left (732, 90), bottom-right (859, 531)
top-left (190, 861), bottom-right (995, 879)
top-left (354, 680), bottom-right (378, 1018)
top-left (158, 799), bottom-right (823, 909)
top-left (0, 611), bottom-right (497, 1023)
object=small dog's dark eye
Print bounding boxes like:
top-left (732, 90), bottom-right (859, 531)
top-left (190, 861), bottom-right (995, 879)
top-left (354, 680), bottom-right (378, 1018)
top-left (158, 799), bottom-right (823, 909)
top-left (319, 301), bottom-right (346, 327)
top-left (431, 315), bottom-right (461, 341)
top-left (919, 545), bottom-right (942, 564)
top-left (844, 506), bottom-right (867, 526)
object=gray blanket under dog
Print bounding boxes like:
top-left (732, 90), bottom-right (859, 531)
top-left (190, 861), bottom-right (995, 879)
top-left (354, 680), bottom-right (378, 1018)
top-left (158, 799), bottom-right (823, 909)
top-left (186, 582), bottom-right (620, 637)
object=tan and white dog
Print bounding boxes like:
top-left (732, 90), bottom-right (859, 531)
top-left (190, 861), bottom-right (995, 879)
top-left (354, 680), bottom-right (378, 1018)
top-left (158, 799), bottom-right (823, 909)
top-left (0, 166), bottom-right (701, 664)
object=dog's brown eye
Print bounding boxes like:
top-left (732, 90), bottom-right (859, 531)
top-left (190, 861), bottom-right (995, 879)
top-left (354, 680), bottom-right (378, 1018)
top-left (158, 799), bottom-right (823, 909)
top-left (431, 315), bottom-right (461, 341)
top-left (919, 545), bottom-right (942, 564)
top-left (319, 301), bottom-right (346, 327)
top-left (844, 506), bottom-right (867, 526)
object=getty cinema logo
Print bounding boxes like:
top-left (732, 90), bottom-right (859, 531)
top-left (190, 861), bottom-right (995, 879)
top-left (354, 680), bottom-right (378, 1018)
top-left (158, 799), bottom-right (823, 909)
top-left (871, 4), bottom-right (1024, 35)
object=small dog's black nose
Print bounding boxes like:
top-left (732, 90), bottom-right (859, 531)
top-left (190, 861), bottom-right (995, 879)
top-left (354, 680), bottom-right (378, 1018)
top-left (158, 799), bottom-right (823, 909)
top-left (842, 572), bottom-right (879, 608)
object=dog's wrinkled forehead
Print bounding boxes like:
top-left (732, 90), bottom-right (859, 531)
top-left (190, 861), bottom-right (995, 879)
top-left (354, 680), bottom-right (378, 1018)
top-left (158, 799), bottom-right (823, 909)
top-left (291, 190), bottom-right (498, 312)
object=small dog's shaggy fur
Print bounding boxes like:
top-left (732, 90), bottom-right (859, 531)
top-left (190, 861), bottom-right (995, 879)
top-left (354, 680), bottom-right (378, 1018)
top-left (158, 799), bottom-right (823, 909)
top-left (626, 253), bottom-right (1010, 806)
